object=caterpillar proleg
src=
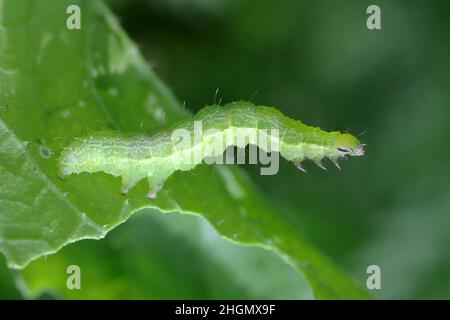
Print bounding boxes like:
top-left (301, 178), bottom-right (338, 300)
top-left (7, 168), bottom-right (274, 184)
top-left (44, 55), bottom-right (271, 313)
top-left (59, 101), bottom-right (365, 199)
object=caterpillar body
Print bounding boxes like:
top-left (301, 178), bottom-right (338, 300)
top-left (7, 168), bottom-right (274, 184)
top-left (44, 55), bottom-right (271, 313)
top-left (59, 101), bottom-right (365, 199)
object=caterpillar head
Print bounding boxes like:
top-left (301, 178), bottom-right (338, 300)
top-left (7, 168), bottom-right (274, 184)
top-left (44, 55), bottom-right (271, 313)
top-left (335, 133), bottom-right (365, 157)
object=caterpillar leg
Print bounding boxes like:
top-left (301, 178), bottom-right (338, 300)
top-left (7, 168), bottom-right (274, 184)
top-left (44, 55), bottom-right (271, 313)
top-left (293, 159), bottom-right (307, 173)
top-left (314, 159), bottom-right (327, 171)
top-left (146, 176), bottom-right (166, 200)
top-left (329, 157), bottom-right (341, 170)
top-left (120, 175), bottom-right (140, 195)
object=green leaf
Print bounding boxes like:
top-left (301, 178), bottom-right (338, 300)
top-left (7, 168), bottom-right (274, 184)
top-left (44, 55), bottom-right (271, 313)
top-left (0, 0), bottom-right (368, 299)
top-left (18, 210), bottom-right (314, 299)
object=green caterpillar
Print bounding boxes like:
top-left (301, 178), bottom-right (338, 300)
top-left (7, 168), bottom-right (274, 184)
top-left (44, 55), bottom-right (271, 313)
top-left (59, 101), bottom-right (365, 199)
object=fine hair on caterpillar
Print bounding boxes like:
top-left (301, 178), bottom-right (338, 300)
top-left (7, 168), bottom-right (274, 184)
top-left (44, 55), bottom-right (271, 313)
top-left (59, 101), bottom-right (365, 199)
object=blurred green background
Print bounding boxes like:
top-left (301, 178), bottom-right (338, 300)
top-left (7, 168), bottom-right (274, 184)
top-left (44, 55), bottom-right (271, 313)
top-left (2, 0), bottom-right (450, 299)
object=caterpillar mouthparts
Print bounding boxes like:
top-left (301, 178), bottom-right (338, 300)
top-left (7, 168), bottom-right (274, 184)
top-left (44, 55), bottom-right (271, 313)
top-left (353, 144), bottom-right (366, 156)
top-left (59, 101), bottom-right (365, 199)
